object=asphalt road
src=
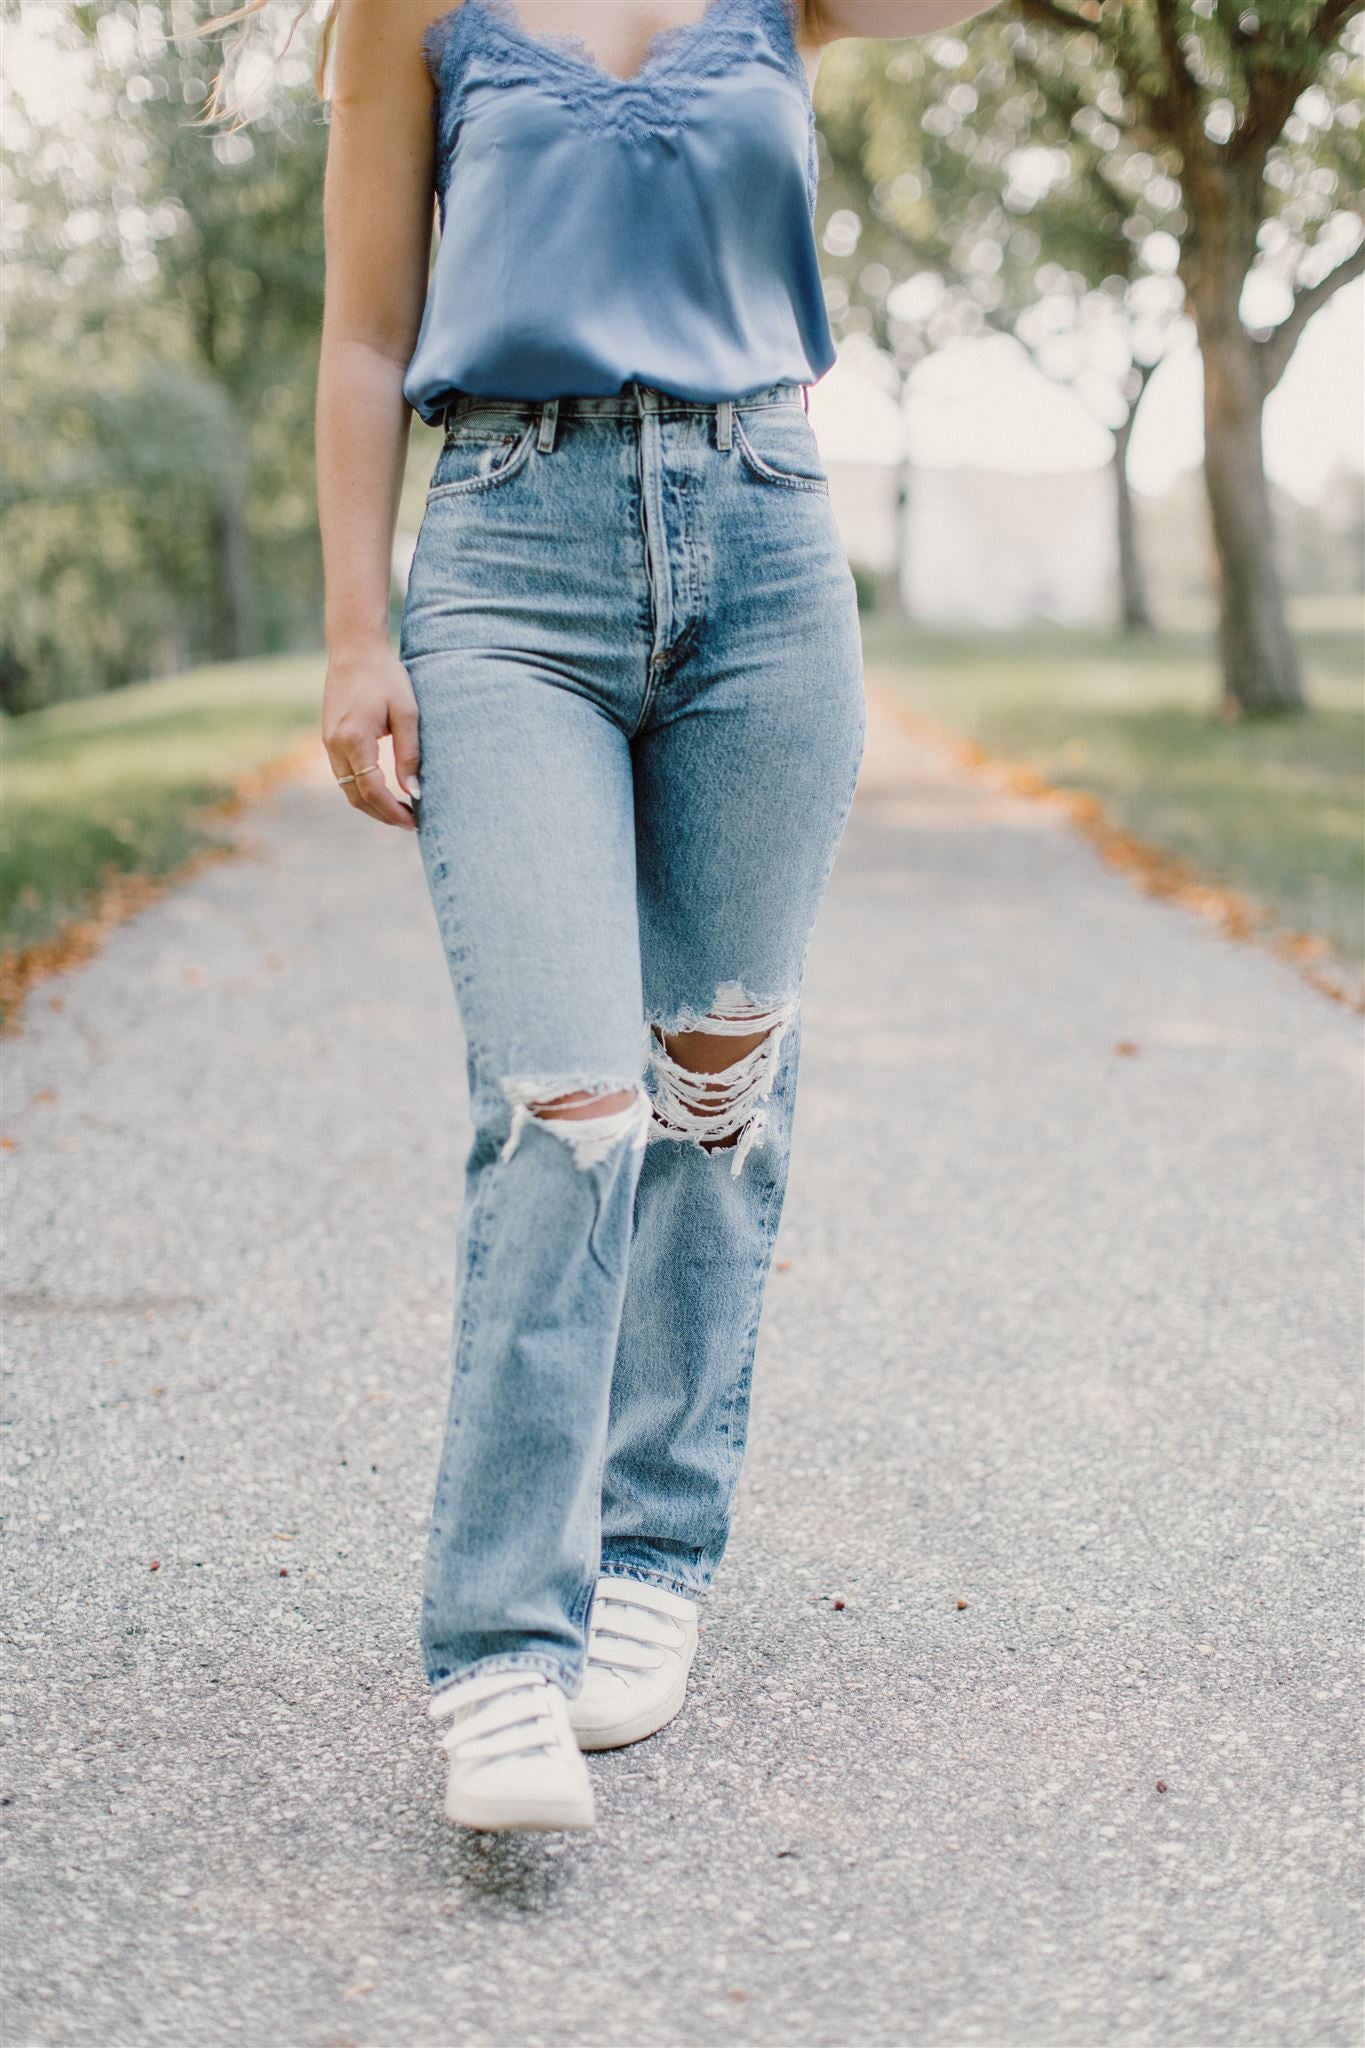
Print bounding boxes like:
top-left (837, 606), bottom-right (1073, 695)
top-left (4, 695), bottom-right (1361, 2048)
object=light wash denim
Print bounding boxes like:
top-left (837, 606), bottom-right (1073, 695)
top-left (399, 379), bottom-right (865, 1696)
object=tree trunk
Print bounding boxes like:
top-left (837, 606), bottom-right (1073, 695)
top-left (894, 456), bottom-right (912, 620)
top-left (1197, 315), bottom-right (1305, 715)
top-left (209, 473), bottom-right (256, 661)
top-left (1112, 408), bottom-right (1154, 635)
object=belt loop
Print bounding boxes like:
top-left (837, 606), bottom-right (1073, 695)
top-left (801, 383), bottom-right (810, 414)
top-left (716, 398), bottom-right (733, 451)
top-left (537, 398), bottom-right (559, 453)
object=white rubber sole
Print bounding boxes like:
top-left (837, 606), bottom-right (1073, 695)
top-left (572, 1665), bottom-right (691, 1752)
top-left (445, 1787), bottom-right (596, 1833)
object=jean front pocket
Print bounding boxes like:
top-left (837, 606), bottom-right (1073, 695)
top-left (427, 417), bottom-right (537, 501)
top-left (732, 406), bottom-right (830, 493)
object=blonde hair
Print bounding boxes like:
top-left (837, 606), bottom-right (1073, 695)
top-left (196, 1), bottom-right (341, 126)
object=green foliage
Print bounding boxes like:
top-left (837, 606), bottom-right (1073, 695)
top-left (2, 4), bottom-right (328, 710)
top-left (0, 653), bottom-right (323, 963)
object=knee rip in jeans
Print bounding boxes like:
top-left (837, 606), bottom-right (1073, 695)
top-left (499, 1077), bottom-right (652, 1170)
top-left (648, 982), bottom-right (798, 1178)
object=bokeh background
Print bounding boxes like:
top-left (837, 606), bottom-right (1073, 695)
top-left (3, 0), bottom-right (1362, 1013)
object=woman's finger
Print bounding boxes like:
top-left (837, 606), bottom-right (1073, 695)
top-left (347, 759), bottom-right (417, 830)
top-left (391, 699), bottom-right (422, 803)
top-left (330, 747), bottom-right (416, 831)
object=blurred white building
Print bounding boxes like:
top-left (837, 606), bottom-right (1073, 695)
top-left (898, 463), bottom-right (1117, 626)
top-left (813, 338), bottom-right (1121, 627)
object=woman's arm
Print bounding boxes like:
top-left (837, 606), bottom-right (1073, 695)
top-left (800, 0), bottom-right (1001, 42)
top-left (318, 0), bottom-right (442, 829)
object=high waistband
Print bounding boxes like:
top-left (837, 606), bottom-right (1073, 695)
top-left (444, 379), bottom-right (809, 427)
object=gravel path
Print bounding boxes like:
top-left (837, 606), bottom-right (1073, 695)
top-left (4, 695), bottom-right (1361, 2048)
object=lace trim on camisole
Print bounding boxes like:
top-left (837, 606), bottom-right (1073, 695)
top-left (423, 0), bottom-right (816, 198)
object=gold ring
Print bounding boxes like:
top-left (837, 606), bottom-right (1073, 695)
top-left (336, 764), bottom-right (382, 786)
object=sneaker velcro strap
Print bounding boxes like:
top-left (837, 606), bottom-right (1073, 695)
top-left (429, 1671), bottom-right (548, 1720)
top-left (597, 1576), bottom-right (695, 1620)
top-left (587, 1635), bottom-right (664, 1672)
top-left (460, 1721), bottom-right (559, 1766)
top-left (593, 1603), bottom-right (680, 1649)
top-left (449, 1695), bottom-right (553, 1749)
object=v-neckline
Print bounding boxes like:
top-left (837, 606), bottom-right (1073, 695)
top-left (458, 0), bottom-right (735, 89)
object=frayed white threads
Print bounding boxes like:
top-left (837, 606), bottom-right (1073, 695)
top-left (648, 986), bottom-right (798, 1178)
top-left (499, 1079), bottom-right (652, 1170)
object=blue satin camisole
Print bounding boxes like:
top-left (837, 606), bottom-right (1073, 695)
top-left (401, 0), bottom-right (835, 419)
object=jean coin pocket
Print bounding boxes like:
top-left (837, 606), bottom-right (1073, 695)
top-left (428, 420), bottom-right (536, 499)
top-left (732, 407), bottom-right (829, 492)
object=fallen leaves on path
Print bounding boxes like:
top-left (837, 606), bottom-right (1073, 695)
top-left (875, 693), bottom-right (1363, 1014)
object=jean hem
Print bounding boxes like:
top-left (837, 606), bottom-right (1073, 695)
top-left (598, 1561), bottom-right (704, 1601)
top-left (428, 1650), bottom-right (576, 1699)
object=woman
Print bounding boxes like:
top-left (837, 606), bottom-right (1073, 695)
top-left (213, 0), bottom-right (987, 1835)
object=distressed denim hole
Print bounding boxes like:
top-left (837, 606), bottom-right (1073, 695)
top-left (499, 1077), bottom-right (651, 1169)
top-left (649, 982), bottom-right (798, 1177)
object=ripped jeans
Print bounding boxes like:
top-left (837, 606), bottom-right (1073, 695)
top-left (400, 380), bottom-right (865, 1695)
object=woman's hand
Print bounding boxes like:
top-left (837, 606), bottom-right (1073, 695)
top-left (322, 635), bottom-right (421, 831)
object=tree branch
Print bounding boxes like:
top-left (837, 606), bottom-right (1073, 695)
top-left (1013, 0), bottom-right (1094, 38)
top-left (1211, 0), bottom-right (1252, 50)
top-left (1149, 0), bottom-right (1204, 158)
top-left (1256, 237), bottom-right (1365, 392)
top-left (1229, 0), bottom-right (1363, 163)
top-left (1311, 0), bottom-right (1361, 48)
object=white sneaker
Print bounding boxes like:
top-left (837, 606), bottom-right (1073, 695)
top-left (569, 1576), bottom-right (699, 1752)
top-left (430, 1670), bottom-right (595, 1832)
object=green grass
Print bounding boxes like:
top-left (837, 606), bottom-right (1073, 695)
top-left (1, 655), bottom-right (324, 965)
top-left (863, 599), bottom-right (1364, 963)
